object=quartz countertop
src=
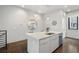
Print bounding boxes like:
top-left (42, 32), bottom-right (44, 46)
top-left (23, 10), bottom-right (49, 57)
top-left (26, 32), bottom-right (60, 40)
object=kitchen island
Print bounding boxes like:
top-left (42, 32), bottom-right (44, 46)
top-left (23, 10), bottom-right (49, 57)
top-left (26, 32), bottom-right (62, 53)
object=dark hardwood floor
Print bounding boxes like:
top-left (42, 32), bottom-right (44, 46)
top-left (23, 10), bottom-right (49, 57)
top-left (0, 40), bottom-right (27, 53)
top-left (0, 38), bottom-right (79, 53)
top-left (54, 37), bottom-right (79, 53)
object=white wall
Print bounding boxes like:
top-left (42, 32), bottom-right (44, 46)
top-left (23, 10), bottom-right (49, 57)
top-left (0, 6), bottom-right (67, 43)
top-left (0, 6), bottom-right (44, 43)
top-left (43, 10), bottom-right (66, 38)
top-left (66, 11), bottom-right (79, 39)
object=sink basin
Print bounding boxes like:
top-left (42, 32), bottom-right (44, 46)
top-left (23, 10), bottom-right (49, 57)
top-left (45, 33), bottom-right (55, 35)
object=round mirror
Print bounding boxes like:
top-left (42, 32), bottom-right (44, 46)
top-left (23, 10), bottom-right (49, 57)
top-left (52, 20), bottom-right (57, 26)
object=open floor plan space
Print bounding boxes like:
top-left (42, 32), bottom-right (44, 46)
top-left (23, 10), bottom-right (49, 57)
top-left (0, 38), bottom-right (79, 53)
top-left (0, 5), bottom-right (79, 53)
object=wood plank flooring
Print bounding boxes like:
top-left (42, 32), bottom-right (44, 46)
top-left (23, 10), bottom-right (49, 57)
top-left (0, 40), bottom-right (27, 53)
top-left (54, 37), bottom-right (79, 53)
top-left (0, 37), bottom-right (79, 53)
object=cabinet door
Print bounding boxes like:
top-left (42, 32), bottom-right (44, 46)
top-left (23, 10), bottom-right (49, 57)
top-left (27, 39), bottom-right (39, 53)
top-left (50, 36), bottom-right (55, 52)
top-left (50, 35), bottom-right (59, 52)
top-left (39, 37), bottom-right (50, 53)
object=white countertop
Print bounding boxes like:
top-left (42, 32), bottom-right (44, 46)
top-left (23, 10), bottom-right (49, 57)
top-left (26, 32), bottom-right (61, 40)
top-left (49, 31), bottom-right (62, 34)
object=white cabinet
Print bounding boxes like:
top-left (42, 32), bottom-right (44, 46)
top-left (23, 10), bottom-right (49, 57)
top-left (27, 34), bottom-right (59, 53)
top-left (27, 39), bottom-right (39, 53)
top-left (39, 35), bottom-right (59, 53)
top-left (50, 35), bottom-right (59, 52)
top-left (50, 36), bottom-right (55, 52)
top-left (39, 37), bottom-right (50, 53)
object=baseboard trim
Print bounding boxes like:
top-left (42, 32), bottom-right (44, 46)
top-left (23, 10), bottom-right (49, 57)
top-left (7, 39), bottom-right (27, 45)
top-left (7, 40), bottom-right (27, 46)
top-left (66, 37), bottom-right (79, 40)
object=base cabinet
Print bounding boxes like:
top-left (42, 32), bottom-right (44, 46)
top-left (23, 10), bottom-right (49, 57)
top-left (50, 35), bottom-right (59, 52)
top-left (39, 37), bottom-right (50, 53)
top-left (27, 35), bottom-right (59, 53)
top-left (27, 39), bottom-right (39, 53)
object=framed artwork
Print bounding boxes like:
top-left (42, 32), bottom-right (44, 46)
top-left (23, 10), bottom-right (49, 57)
top-left (28, 19), bottom-right (37, 32)
top-left (68, 16), bottom-right (78, 30)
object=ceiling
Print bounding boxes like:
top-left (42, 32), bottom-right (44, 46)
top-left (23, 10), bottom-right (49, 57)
top-left (19, 5), bottom-right (79, 14)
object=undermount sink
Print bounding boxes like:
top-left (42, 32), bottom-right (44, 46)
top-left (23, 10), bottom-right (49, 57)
top-left (45, 33), bottom-right (55, 35)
